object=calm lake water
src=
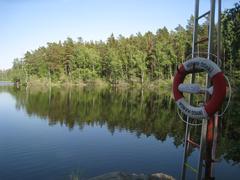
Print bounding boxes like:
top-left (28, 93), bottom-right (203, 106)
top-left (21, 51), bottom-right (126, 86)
top-left (0, 83), bottom-right (239, 179)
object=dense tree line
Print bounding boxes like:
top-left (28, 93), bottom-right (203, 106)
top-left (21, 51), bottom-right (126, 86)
top-left (0, 18), bottom-right (195, 84)
top-left (1, 2), bottom-right (239, 86)
top-left (7, 27), bottom-right (190, 85)
top-left (222, 2), bottom-right (240, 87)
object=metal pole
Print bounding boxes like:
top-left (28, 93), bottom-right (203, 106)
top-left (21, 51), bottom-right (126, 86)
top-left (209, 1), bottom-right (221, 179)
top-left (217, 0), bottom-right (221, 66)
top-left (192, 0), bottom-right (199, 58)
top-left (190, 0), bottom-right (199, 101)
top-left (202, 1), bottom-right (216, 180)
top-left (207, 0), bottom-right (215, 61)
top-left (181, 120), bottom-right (190, 180)
top-left (205, 116), bottom-right (214, 179)
top-left (212, 0), bottom-right (222, 163)
top-left (181, 1), bottom-right (199, 179)
top-left (197, 119), bottom-right (208, 180)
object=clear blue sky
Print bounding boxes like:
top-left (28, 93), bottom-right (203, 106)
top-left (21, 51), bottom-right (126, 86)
top-left (0, 0), bottom-right (238, 69)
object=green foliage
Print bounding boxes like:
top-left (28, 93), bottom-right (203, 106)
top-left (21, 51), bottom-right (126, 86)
top-left (1, 27), bottom-right (191, 84)
top-left (1, 2), bottom-right (240, 86)
top-left (222, 2), bottom-right (240, 77)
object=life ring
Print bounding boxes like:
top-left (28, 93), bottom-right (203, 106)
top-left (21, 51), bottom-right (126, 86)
top-left (173, 57), bottom-right (226, 119)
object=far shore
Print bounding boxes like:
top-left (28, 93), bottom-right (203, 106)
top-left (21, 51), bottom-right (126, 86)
top-left (26, 78), bottom-right (172, 90)
top-left (1, 78), bottom-right (172, 92)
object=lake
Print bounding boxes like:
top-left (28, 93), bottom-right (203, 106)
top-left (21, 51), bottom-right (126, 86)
top-left (0, 83), bottom-right (239, 179)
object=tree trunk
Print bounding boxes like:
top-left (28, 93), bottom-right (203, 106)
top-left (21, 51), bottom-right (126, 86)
top-left (169, 65), bottom-right (172, 79)
top-left (141, 71), bottom-right (144, 85)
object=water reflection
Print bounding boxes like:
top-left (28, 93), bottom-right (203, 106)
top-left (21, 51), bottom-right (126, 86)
top-left (1, 86), bottom-right (183, 143)
top-left (0, 85), bottom-right (240, 179)
top-left (1, 85), bottom-right (240, 165)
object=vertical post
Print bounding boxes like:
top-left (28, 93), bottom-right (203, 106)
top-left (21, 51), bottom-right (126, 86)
top-left (192, 0), bottom-right (200, 58)
top-left (217, 0), bottom-right (221, 66)
top-left (208, 0), bottom-right (222, 166)
top-left (207, 1), bottom-right (221, 179)
top-left (191, 0), bottom-right (199, 91)
top-left (181, 1), bottom-right (199, 180)
top-left (197, 119), bottom-right (208, 180)
top-left (207, 0), bottom-right (215, 61)
top-left (212, 0), bottom-right (222, 164)
top-left (205, 116), bottom-right (214, 179)
top-left (197, 0), bottom-right (216, 179)
top-left (181, 118), bottom-right (191, 180)
top-left (204, 0), bottom-right (216, 180)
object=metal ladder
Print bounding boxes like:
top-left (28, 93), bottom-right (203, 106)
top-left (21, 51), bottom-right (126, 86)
top-left (181, 0), bottom-right (222, 179)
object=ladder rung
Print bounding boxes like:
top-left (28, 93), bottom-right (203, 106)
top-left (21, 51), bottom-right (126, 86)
top-left (187, 138), bottom-right (200, 148)
top-left (194, 37), bottom-right (209, 45)
top-left (184, 163), bottom-right (198, 173)
top-left (197, 11), bottom-right (210, 20)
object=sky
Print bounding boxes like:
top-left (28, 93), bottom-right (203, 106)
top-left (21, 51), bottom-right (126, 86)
top-left (0, 0), bottom-right (238, 70)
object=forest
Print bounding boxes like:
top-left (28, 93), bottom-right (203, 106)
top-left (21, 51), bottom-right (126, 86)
top-left (1, 2), bottom-right (239, 87)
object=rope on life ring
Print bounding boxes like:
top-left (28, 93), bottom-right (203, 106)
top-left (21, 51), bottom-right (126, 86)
top-left (173, 57), bottom-right (227, 119)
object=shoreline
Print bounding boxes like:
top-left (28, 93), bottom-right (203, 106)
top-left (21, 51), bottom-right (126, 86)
top-left (21, 78), bottom-right (172, 91)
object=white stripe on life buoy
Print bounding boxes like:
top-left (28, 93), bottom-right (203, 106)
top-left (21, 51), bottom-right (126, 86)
top-left (183, 57), bottom-right (221, 78)
top-left (176, 98), bottom-right (208, 119)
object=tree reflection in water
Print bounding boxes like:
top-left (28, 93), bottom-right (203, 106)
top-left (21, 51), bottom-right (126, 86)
top-left (0, 85), bottom-right (240, 166)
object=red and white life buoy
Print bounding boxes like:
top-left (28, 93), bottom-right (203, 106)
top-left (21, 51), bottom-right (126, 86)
top-left (173, 57), bottom-right (226, 119)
